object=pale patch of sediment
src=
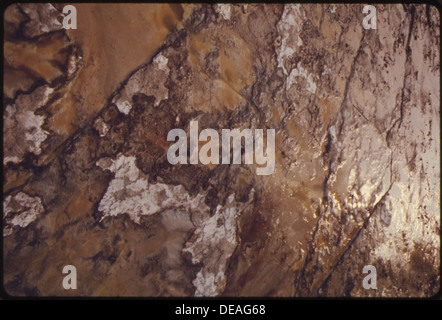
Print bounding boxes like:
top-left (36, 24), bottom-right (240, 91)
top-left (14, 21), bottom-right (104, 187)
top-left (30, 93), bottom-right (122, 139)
top-left (184, 191), bottom-right (254, 296)
top-left (276, 4), bottom-right (305, 75)
top-left (3, 192), bottom-right (45, 236)
top-left (214, 4), bottom-right (231, 20)
top-left (113, 53), bottom-right (170, 114)
top-left (3, 86), bottom-right (53, 165)
top-left (96, 153), bottom-right (207, 223)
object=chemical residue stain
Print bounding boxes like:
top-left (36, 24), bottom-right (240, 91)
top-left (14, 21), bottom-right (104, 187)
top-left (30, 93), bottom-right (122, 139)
top-left (4, 32), bottom-right (67, 82)
top-left (4, 31), bottom-right (69, 99)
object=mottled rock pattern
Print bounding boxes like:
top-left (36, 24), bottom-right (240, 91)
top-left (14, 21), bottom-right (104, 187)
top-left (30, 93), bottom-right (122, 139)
top-left (3, 3), bottom-right (440, 297)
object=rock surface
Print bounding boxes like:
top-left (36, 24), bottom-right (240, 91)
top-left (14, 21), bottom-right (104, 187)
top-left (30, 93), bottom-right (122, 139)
top-left (3, 3), bottom-right (440, 297)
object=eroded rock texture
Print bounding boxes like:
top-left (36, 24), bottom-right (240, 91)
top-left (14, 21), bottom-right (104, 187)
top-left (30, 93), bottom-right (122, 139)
top-left (3, 3), bottom-right (440, 297)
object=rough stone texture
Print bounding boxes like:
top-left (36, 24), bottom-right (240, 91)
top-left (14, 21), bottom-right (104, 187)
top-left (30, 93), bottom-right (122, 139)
top-left (3, 3), bottom-right (440, 297)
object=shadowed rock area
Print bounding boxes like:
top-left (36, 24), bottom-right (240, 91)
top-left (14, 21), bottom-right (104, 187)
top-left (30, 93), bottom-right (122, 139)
top-left (3, 3), bottom-right (440, 297)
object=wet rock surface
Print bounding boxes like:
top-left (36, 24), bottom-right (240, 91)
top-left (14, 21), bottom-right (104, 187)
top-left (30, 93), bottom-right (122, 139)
top-left (3, 3), bottom-right (440, 297)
